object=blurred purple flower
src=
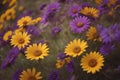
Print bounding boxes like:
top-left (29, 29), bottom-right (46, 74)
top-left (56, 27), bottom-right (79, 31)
top-left (70, 16), bottom-right (90, 33)
top-left (100, 43), bottom-right (115, 56)
top-left (1, 47), bottom-right (20, 69)
top-left (39, 3), bottom-right (47, 10)
top-left (69, 4), bottom-right (81, 17)
top-left (65, 60), bottom-right (74, 73)
top-left (81, 2), bottom-right (92, 8)
top-left (13, 69), bottom-right (22, 80)
top-left (100, 24), bottom-right (119, 43)
top-left (57, 52), bottom-right (68, 60)
top-left (58, 0), bottom-right (70, 3)
top-left (42, 2), bottom-right (60, 23)
top-left (26, 26), bottom-right (39, 36)
top-left (51, 27), bottom-right (61, 35)
top-left (48, 70), bottom-right (60, 80)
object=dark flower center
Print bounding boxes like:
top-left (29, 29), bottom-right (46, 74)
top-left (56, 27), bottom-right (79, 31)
top-left (8, 12), bottom-right (12, 16)
top-left (94, 33), bottom-right (99, 39)
top-left (3, 16), bottom-right (7, 21)
top-left (77, 22), bottom-right (83, 28)
top-left (34, 50), bottom-right (42, 56)
top-left (72, 9), bottom-right (77, 13)
top-left (18, 38), bottom-right (25, 44)
top-left (88, 59), bottom-right (97, 67)
top-left (73, 47), bottom-right (81, 53)
top-left (28, 76), bottom-right (36, 80)
top-left (87, 12), bottom-right (93, 17)
top-left (23, 21), bottom-right (28, 25)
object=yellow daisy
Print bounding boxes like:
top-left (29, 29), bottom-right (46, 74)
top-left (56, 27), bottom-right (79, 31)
top-left (80, 7), bottom-right (99, 19)
top-left (0, 14), bottom-right (7, 22)
top-left (18, 6), bottom-right (24, 11)
top-left (25, 43), bottom-right (49, 60)
top-left (5, 8), bottom-right (16, 20)
top-left (86, 26), bottom-right (102, 41)
top-left (81, 51), bottom-right (104, 74)
top-left (31, 17), bottom-right (42, 24)
top-left (56, 59), bottom-right (65, 69)
top-left (11, 32), bottom-right (31, 49)
top-left (14, 28), bottom-right (26, 33)
top-left (107, 0), bottom-right (117, 7)
top-left (65, 39), bottom-right (88, 57)
top-left (3, 30), bottom-right (12, 41)
top-left (95, 0), bottom-right (103, 5)
top-left (19, 68), bottom-right (42, 80)
top-left (9, 0), bottom-right (17, 7)
top-left (17, 16), bottom-right (32, 28)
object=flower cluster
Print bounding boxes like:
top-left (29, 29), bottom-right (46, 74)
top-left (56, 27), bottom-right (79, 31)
top-left (0, 0), bottom-right (120, 80)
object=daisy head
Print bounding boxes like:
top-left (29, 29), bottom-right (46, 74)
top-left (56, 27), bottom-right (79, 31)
top-left (100, 24), bottom-right (119, 43)
top-left (70, 16), bottom-right (91, 33)
top-left (65, 39), bottom-right (88, 57)
top-left (3, 30), bottom-right (12, 41)
top-left (86, 26), bottom-right (102, 41)
top-left (81, 51), bottom-right (104, 74)
top-left (80, 7), bottom-right (100, 19)
top-left (19, 68), bottom-right (42, 80)
top-left (69, 4), bottom-right (81, 17)
top-left (11, 32), bottom-right (31, 49)
top-left (25, 43), bottom-right (49, 60)
top-left (17, 16), bottom-right (32, 28)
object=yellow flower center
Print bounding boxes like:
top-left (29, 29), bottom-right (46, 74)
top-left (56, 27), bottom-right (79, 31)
top-left (34, 50), bottom-right (42, 56)
top-left (77, 22), bottom-right (83, 28)
top-left (88, 59), bottom-right (97, 67)
top-left (28, 76), bottom-right (36, 80)
top-left (72, 9), bottom-right (77, 13)
top-left (73, 46), bottom-right (81, 53)
top-left (18, 38), bottom-right (25, 44)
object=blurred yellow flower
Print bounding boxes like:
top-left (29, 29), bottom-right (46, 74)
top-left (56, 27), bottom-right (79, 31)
top-left (17, 16), bottom-right (32, 28)
top-left (56, 59), bottom-right (65, 69)
top-left (80, 7), bottom-right (99, 19)
top-left (19, 68), bottom-right (42, 80)
top-left (3, 30), bottom-right (12, 41)
top-left (86, 26), bottom-right (102, 41)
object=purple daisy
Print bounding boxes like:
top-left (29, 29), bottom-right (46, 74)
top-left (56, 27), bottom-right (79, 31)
top-left (100, 43), bottom-right (115, 56)
top-left (13, 69), bottom-right (22, 80)
top-left (1, 47), bottom-right (20, 69)
top-left (26, 26), bottom-right (39, 36)
top-left (81, 2), bottom-right (92, 8)
top-left (65, 60), bottom-right (74, 73)
top-left (57, 52), bottom-right (68, 60)
top-left (39, 3), bottom-right (47, 10)
top-left (100, 24), bottom-right (119, 43)
top-left (42, 2), bottom-right (60, 23)
top-left (51, 27), bottom-right (62, 35)
top-left (70, 16), bottom-right (91, 33)
top-left (48, 70), bottom-right (60, 80)
top-left (69, 4), bottom-right (81, 17)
